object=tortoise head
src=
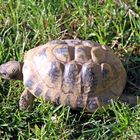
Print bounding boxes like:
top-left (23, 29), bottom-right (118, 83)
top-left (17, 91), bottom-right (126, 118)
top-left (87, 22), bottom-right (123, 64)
top-left (0, 61), bottom-right (23, 80)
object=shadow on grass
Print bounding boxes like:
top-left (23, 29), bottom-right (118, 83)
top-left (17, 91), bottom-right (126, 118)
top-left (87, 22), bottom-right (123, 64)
top-left (124, 52), bottom-right (140, 96)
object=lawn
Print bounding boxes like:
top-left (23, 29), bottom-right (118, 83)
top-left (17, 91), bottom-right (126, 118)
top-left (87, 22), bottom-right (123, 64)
top-left (0, 0), bottom-right (140, 139)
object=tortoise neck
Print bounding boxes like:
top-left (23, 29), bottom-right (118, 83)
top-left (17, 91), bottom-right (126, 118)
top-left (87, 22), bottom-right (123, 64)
top-left (17, 62), bottom-right (24, 80)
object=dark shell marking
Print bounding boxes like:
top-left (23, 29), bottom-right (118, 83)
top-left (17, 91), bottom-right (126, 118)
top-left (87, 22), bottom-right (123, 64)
top-left (82, 63), bottom-right (98, 86)
top-left (48, 62), bottom-right (60, 82)
top-left (65, 95), bottom-right (71, 106)
top-left (45, 90), bottom-right (51, 101)
top-left (62, 61), bottom-right (81, 94)
top-left (65, 39), bottom-right (82, 46)
top-left (34, 85), bottom-right (42, 97)
top-left (53, 45), bottom-right (71, 62)
top-left (76, 95), bottom-right (84, 109)
top-left (24, 79), bottom-right (34, 90)
top-left (63, 62), bottom-right (79, 83)
top-left (55, 47), bottom-right (69, 54)
top-left (55, 95), bottom-right (60, 105)
top-left (75, 47), bottom-right (87, 62)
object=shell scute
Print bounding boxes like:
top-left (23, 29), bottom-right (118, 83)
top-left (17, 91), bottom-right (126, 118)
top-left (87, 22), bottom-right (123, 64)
top-left (63, 61), bottom-right (79, 83)
top-left (75, 45), bottom-right (91, 63)
top-left (81, 61), bottom-right (99, 93)
top-left (63, 61), bottom-right (81, 94)
top-left (53, 44), bottom-right (74, 63)
top-left (48, 61), bottom-right (61, 82)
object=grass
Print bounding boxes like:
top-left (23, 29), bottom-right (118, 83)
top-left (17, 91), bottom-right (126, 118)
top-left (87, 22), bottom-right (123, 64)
top-left (0, 0), bottom-right (140, 139)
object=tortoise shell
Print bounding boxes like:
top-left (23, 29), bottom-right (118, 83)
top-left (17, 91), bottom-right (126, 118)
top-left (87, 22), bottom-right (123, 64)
top-left (23, 40), bottom-right (126, 112)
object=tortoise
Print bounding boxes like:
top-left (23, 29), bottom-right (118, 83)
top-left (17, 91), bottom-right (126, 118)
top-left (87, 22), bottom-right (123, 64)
top-left (0, 40), bottom-right (137, 112)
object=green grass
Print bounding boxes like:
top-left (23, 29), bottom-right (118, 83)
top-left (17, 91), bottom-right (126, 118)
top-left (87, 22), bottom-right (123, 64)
top-left (0, 0), bottom-right (140, 139)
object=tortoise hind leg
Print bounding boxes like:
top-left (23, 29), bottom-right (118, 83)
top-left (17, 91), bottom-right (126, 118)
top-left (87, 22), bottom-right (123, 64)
top-left (119, 93), bottom-right (139, 106)
top-left (19, 88), bottom-right (35, 110)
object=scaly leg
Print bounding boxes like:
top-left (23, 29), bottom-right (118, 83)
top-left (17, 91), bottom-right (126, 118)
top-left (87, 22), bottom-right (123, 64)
top-left (19, 88), bottom-right (35, 110)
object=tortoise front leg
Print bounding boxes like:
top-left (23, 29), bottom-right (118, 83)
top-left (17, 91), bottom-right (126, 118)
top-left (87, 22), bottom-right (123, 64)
top-left (19, 88), bottom-right (35, 110)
